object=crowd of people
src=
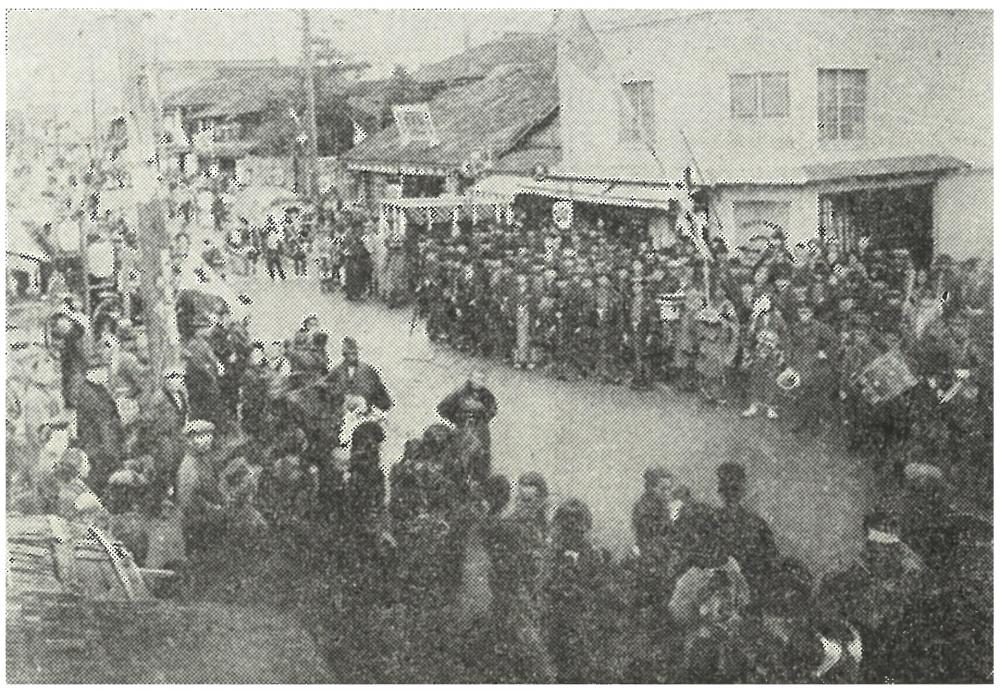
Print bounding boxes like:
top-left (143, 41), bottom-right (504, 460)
top-left (365, 208), bottom-right (991, 495)
top-left (5, 170), bottom-right (993, 682)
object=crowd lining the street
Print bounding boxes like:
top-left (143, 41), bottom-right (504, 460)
top-left (5, 170), bottom-right (993, 683)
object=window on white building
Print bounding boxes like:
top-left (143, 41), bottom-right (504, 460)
top-left (817, 69), bottom-right (867, 140)
top-left (729, 72), bottom-right (790, 118)
top-left (619, 80), bottom-right (657, 145)
top-left (393, 104), bottom-right (439, 146)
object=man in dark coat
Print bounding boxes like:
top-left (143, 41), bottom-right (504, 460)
top-left (47, 307), bottom-right (88, 408)
top-left (182, 315), bottom-right (226, 431)
top-left (785, 299), bottom-right (838, 433)
top-left (436, 369), bottom-right (498, 470)
top-left (714, 462), bottom-right (778, 599)
top-left (346, 420), bottom-right (387, 524)
top-left (239, 342), bottom-right (275, 439)
top-left (479, 473), bottom-right (555, 682)
top-left (75, 354), bottom-right (125, 499)
top-left (324, 336), bottom-right (393, 412)
top-left (135, 367), bottom-right (188, 511)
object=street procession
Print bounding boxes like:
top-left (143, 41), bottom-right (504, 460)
top-left (5, 8), bottom-right (993, 685)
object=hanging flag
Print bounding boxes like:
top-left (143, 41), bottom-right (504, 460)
top-left (352, 119), bottom-right (368, 145)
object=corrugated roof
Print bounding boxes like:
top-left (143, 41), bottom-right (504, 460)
top-left (412, 32), bottom-right (556, 85)
top-left (343, 64), bottom-right (559, 174)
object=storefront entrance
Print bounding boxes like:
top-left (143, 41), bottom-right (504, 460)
top-left (820, 183), bottom-right (935, 268)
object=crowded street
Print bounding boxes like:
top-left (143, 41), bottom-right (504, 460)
top-left (231, 269), bottom-right (875, 572)
top-left (6, 7), bottom-right (993, 685)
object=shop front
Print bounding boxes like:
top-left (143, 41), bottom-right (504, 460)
top-left (819, 183), bottom-right (935, 268)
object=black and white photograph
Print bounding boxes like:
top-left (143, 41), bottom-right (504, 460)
top-left (4, 6), bottom-right (993, 684)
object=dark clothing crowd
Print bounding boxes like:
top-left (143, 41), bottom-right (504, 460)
top-left (395, 211), bottom-right (991, 496)
top-left (5, 183), bottom-right (992, 683)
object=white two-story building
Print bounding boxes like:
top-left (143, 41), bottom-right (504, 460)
top-left (532, 9), bottom-right (991, 263)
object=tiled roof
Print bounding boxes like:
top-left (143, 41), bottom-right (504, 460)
top-left (411, 32), bottom-right (556, 85)
top-left (342, 64), bottom-right (559, 174)
top-left (163, 65), bottom-right (352, 119)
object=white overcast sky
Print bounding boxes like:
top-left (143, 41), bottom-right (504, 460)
top-left (6, 8), bottom-right (553, 137)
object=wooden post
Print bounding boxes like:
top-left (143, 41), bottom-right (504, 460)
top-left (113, 12), bottom-right (182, 378)
top-left (300, 9), bottom-right (320, 199)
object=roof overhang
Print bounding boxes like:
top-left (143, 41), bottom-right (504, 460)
top-left (707, 154), bottom-right (970, 188)
top-left (345, 161), bottom-right (456, 178)
top-left (510, 176), bottom-right (681, 210)
top-left (379, 193), bottom-right (509, 211)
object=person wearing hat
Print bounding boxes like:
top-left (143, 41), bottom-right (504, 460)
top-left (549, 273), bottom-right (578, 381)
top-left (262, 213), bottom-right (288, 282)
top-left (341, 223), bottom-right (371, 299)
top-left (714, 460), bottom-right (778, 599)
top-left (74, 351), bottom-right (125, 499)
top-left (814, 509), bottom-right (924, 683)
top-left (182, 312), bottom-right (226, 431)
top-left (627, 259), bottom-right (657, 390)
top-left (135, 366), bottom-right (189, 511)
top-left (46, 307), bottom-right (89, 409)
top-left (437, 369), bottom-right (498, 479)
top-left (419, 249), bottom-right (450, 343)
top-left (344, 419), bottom-right (388, 546)
top-left (175, 419), bottom-right (225, 556)
top-left (768, 261), bottom-right (797, 324)
top-left (325, 336), bottom-right (393, 413)
top-left (785, 296), bottom-right (838, 433)
top-left (544, 497), bottom-right (607, 683)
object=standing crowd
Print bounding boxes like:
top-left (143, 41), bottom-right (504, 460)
top-left (394, 210), bottom-right (991, 495)
top-left (5, 173), bottom-right (992, 683)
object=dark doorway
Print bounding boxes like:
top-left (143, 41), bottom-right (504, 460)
top-left (820, 184), bottom-right (935, 268)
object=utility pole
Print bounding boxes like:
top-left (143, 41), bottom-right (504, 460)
top-left (300, 9), bottom-right (320, 199)
top-left (79, 26), bottom-right (100, 163)
top-left (113, 11), bottom-right (182, 378)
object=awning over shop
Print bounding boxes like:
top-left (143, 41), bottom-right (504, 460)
top-left (511, 177), bottom-right (681, 209)
top-left (379, 193), bottom-right (509, 210)
top-left (799, 154), bottom-right (969, 184)
top-left (379, 193), bottom-right (513, 236)
top-left (701, 153), bottom-right (970, 187)
top-left (346, 161), bottom-right (456, 178)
